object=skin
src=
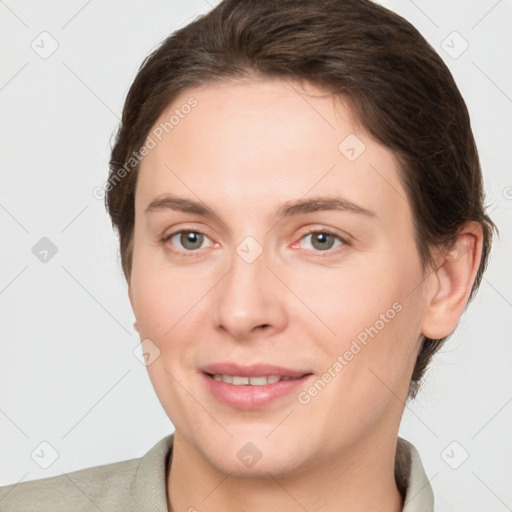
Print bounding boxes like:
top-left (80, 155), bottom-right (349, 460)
top-left (128, 77), bottom-right (483, 512)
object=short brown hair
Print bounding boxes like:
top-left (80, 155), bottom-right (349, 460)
top-left (106, 0), bottom-right (497, 398)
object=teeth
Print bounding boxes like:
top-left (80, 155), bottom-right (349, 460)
top-left (248, 376), bottom-right (267, 386)
top-left (211, 374), bottom-right (291, 385)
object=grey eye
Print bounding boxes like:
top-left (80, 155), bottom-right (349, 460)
top-left (173, 231), bottom-right (206, 250)
top-left (301, 232), bottom-right (343, 251)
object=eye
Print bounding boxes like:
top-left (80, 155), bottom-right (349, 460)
top-left (164, 230), bottom-right (215, 253)
top-left (298, 230), bottom-right (346, 252)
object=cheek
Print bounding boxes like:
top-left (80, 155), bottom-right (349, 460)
top-left (292, 258), bottom-right (405, 343)
top-left (294, 250), bottom-right (423, 383)
top-left (130, 257), bottom-right (208, 344)
top-left (130, 265), bottom-right (209, 422)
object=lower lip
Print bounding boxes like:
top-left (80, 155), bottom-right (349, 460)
top-left (202, 373), bottom-right (313, 410)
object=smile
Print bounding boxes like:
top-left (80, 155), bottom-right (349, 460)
top-left (209, 374), bottom-right (302, 385)
top-left (200, 364), bottom-right (314, 410)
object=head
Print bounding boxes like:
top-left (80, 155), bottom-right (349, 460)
top-left (106, 0), bottom-right (495, 477)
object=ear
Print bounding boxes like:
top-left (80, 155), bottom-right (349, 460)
top-left (421, 221), bottom-right (484, 340)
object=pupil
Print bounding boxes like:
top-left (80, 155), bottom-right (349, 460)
top-left (313, 233), bottom-right (333, 250)
top-left (181, 231), bottom-right (203, 249)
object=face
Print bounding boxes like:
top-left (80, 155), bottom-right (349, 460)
top-left (129, 78), bottom-right (428, 477)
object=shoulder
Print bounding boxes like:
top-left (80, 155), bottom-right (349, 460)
top-left (0, 434), bottom-right (174, 512)
top-left (0, 457), bottom-right (141, 512)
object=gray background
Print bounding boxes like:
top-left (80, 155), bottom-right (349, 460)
top-left (1, 1), bottom-right (511, 510)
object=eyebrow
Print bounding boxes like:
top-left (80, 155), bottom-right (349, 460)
top-left (144, 194), bottom-right (376, 219)
top-left (277, 196), bottom-right (376, 218)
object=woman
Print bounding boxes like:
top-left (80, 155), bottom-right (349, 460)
top-left (0, 0), bottom-right (496, 510)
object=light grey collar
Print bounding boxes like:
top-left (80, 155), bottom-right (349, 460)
top-left (398, 437), bottom-right (435, 511)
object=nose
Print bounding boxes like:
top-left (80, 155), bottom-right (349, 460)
top-left (212, 242), bottom-right (287, 341)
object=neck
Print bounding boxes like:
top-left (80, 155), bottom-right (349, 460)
top-left (167, 430), bottom-right (404, 512)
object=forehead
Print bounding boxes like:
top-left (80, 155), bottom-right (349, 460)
top-left (135, 78), bottom-right (409, 223)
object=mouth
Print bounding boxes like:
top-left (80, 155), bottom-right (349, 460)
top-left (206, 373), bottom-right (305, 385)
top-left (200, 363), bottom-right (314, 410)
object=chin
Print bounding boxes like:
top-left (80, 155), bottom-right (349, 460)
top-left (196, 432), bottom-right (309, 478)
top-left (216, 451), bottom-right (302, 479)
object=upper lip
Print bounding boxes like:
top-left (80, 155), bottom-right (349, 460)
top-left (200, 362), bottom-right (311, 378)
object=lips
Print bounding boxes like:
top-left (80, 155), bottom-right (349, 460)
top-left (210, 374), bottom-right (297, 385)
top-left (200, 362), bottom-right (314, 410)
top-left (200, 362), bottom-right (310, 379)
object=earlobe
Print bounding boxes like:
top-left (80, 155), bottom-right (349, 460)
top-left (421, 222), bottom-right (483, 340)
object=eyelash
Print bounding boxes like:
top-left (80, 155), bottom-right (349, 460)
top-left (161, 230), bottom-right (215, 259)
top-left (160, 228), bottom-right (349, 257)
